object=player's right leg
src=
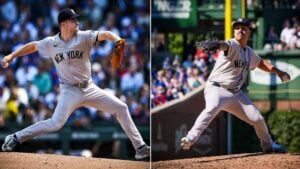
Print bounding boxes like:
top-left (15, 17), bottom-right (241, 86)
top-left (83, 83), bottom-right (150, 160)
top-left (2, 85), bottom-right (82, 151)
top-left (2, 134), bottom-right (18, 151)
top-left (181, 83), bottom-right (232, 150)
top-left (224, 91), bottom-right (287, 153)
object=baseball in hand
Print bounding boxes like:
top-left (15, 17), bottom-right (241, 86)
top-left (281, 74), bottom-right (290, 83)
top-left (2, 61), bottom-right (9, 68)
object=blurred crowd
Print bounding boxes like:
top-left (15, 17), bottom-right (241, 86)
top-left (262, 0), bottom-right (300, 9)
top-left (264, 16), bottom-right (300, 51)
top-left (0, 0), bottom-right (150, 129)
top-left (151, 38), bottom-right (219, 107)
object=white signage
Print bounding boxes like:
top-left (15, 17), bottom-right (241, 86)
top-left (152, 0), bottom-right (192, 19)
top-left (250, 60), bottom-right (300, 85)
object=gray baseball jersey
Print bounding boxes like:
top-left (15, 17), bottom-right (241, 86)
top-left (37, 30), bottom-right (98, 84)
top-left (184, 38), bottom-right (274, 150)
top-left (14, 30), bottom-right (146, 150)
top-left (208, 38), bottom-right (262, 92)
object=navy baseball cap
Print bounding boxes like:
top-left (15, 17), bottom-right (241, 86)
top-left (232, 18), bottom-right (250, 28)
top-left (58, 8), bottom-right (80, 23)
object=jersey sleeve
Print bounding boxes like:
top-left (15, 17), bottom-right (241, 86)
top-left (224, 40), bottom-right (239, 59)
top-left (36, 37), bottom-right (51, 58)
top-left (249, 50), bottom-right (262, 70)
top-left (83, 30), bottom-right (99, 47)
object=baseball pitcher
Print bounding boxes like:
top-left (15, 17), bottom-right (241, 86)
top-left (181, 18), bottom-right (290, 153)
top-left (1, 8), bottom-right (150, 160)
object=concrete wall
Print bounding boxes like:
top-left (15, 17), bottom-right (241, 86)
top-left (151, 86), bottom-right (227, 161)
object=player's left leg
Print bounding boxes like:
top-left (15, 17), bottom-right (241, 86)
top-left (182, 83), bottom-right (232, 150)
top-left (82, 83), bottom-right (149, 159)
top-left (224, 91), bottom-right (287, 153)
top-left (2, 85), bottom-right (83, 151)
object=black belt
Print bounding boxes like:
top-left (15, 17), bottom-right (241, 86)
top-left (72, 80), bottom-right (90, 89)
top-left (211, 81), bottom-right (221, 87)
top-left (59, 80), bottom-right (90, 89)
top-left (210, 81), bottom-right (236, 93)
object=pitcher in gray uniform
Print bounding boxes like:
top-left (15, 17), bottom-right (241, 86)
top-left (1, 8), bottom-right (150, 160)
top-left (181, 18), bottom-right (290, 153)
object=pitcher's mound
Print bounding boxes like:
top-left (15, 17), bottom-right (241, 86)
top-left (0, 152), bottom-right (149, 169)
top-left (152, 153), bottom-right (300, 169)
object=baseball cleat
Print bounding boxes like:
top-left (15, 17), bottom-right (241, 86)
top-left (263, 142), bottom-right (287, 153)
top-left (135, 144), bottom-right (150, 160)
top-left (2, 134), bottom-right (19, 152)
top-left (181, 137), bottom-right (193, 150)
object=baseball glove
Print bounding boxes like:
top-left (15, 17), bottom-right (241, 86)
top-left (111, 39), bottom-right (126, 69)
top-left (200, 40), bottom-right (220, 52)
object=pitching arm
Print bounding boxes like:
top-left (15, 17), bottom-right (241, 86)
top-left (257, 60), bottom-right (290, 82)
top-left (1, 42), bottom-right (38, 68)
top-left (97, 31), bottom-right (121, 42)
top-left (96, 31), bottom-right (126, 69)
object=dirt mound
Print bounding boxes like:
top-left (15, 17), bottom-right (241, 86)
top-left (0, 152), bottom-right (149, 169)
top-left (152, 153), bottom-right (300, 169)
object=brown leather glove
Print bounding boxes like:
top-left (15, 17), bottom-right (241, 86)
top-left (111, 39), bottom-right (126, 69)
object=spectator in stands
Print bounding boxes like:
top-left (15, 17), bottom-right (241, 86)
top-left (193, 49), bottom-right (208, 74)
top-left (2, 79), bottom-right (29, 108)
top-left (83, 0), bottom-right (106, 24)
top-left (4, 93), bottom-right (19, 122)
top-left (121, 65), bottom-right (144, 94)
top-left (33, 61), bottom-right (53, 95)
top-left (296, 25), bottom-right (300, 48)
top-left (272, 0), bottom-right (295, 8)
top-left (15, 63), bottom-right (38, 87)
top-left (128, 43), bottom-right (144, 69)
top-left (91, 62), bottom-right (106, 87)
top-left (182, 54), bottom-right (194, 68)
top-left (154, 70), bottom-right (167, 87)
top-left (168, 74), bottom-right (185, 99)
top-left (153, 85), bottom-right (167, 106)
top-left (178, 67), bottom-right (189, 93)
top-left (264, 26), bottom-right (282, 51)
top-left (0, 0), bottom-right (17, 23)
top-left (280, 19), bottom-right (297, 49)
top-left (137, 84), bottom-right (150, 113)
top-left (186, 66), bottom-right (205, 92)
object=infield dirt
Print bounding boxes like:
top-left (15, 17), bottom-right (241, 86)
top-left (1, 152), bottom-right (299, 169)
top-left (0, 152), bottom-right (150, 169)
top-left (152, 153), bottom-right (300, 169)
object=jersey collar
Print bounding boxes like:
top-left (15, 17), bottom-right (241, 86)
top-left (56, 32), bottom-right (78, 44)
